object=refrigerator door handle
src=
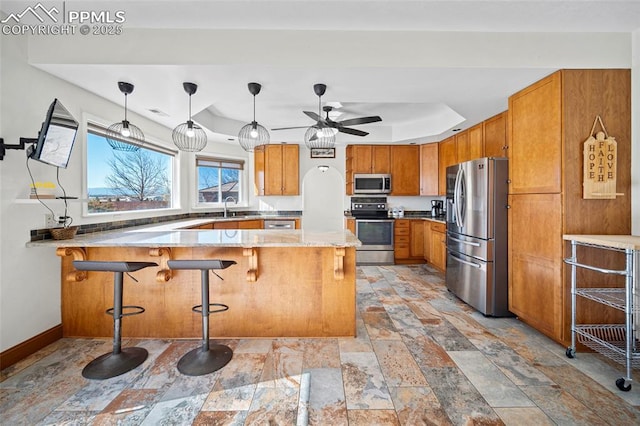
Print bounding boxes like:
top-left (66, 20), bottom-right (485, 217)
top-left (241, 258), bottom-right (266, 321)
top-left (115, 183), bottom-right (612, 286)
top-left (449, 252), bottom-right (482, 268)
top-left (448, 236), bottom-right (481, 247)
top-left (454, 167), bottom-right (463, 228)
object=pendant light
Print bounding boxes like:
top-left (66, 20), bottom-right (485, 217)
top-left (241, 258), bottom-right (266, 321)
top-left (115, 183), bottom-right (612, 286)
top-left (238, 82), bottom-right (269, 152)
top-left (304, 83), bottom-right (336, 149)
top-left (172, 82), bottom-right (208, 152)
top-left (106, 82), bottom-right (145, 152)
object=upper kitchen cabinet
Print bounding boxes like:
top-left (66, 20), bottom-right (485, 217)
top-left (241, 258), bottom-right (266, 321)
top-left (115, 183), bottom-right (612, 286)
top-left (254, 144), bottom-right (299, 196)
top-left (390, 145), bottom-right (420, 195)
top-left (507, 69), bottom-right (631, 344)
top-left (438, 136), bottom-right (457, 195)
top-left (483, 111), bottom-right (508, 158)
top-left (508, 72), bottom-right (562, 194)
top-left (346, 145), bottom-right (390, 195)
top-left (455, 130), bottom-right (470, 163)
top-left (419, 143), bottom-right (439, 196)
top-left (467, 123), bottom-right (484, 160)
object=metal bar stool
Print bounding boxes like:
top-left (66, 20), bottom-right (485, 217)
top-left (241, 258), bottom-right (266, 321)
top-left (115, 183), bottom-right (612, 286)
top-left (72, 260), bottom-right (157, 380)
top-left (167, 259), bottom-right (236, 376)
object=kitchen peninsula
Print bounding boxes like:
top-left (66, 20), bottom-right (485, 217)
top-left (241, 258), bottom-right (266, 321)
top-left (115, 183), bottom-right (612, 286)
top-left (28, 224), bottom-right (359, 339)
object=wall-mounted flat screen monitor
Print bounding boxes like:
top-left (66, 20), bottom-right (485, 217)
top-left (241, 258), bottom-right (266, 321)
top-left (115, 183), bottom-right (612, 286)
top-left (29, 99), bottom-right (78, 168)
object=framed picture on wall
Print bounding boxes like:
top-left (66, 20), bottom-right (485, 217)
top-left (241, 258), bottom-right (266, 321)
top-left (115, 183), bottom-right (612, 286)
top-left (310, 147), bottom-right (335, 158)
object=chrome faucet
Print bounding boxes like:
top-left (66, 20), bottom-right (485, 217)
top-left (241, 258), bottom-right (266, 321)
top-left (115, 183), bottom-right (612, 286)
top-left (223, 196), bottom-right (236, 218)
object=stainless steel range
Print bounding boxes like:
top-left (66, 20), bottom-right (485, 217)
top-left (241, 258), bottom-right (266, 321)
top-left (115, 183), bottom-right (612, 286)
top-left (351, 197), bottom-right (394, 265)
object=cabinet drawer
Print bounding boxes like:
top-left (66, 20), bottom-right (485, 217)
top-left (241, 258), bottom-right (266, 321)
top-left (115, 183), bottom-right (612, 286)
top-left (395, 235), bottom-right (410, 243)
top-left (395, 227), bottom-right (410, 236)
top-left (430, 222), bottom-right (446, 233)
top-left (395, 244), bottom-right (410, 259)
top-left (395, 219), bottom-right (410, 228)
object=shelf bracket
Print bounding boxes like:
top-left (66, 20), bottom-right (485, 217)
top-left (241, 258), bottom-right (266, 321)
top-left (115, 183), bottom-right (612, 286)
top-left (56, 247), bottom-right (87, 282)
top-left (334, 247), bottom-right (345, 280)
top-left (243, 247), bottom-right (258, 282)
top-left (149, 247), bottom-right (172, 282)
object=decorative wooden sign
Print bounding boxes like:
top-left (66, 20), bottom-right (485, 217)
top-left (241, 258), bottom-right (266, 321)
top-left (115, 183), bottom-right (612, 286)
top-left (583, 116), bottom-right (622, 199)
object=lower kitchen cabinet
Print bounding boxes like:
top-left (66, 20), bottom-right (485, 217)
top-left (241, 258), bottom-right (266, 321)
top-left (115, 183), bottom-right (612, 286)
top-left (394, 219), bottom-right (411, 260)
top-left (430, 221), bottom-right (447, 271)
top-left (508, 193), bottom-right (563, 340)
top-left (345, 218), bottom-right (356, 234)
top-left (410, 220), bottom-right (424, 258)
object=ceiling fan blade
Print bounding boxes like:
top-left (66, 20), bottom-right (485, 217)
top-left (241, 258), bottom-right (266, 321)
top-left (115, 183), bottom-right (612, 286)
top-left (339, 116), bottom-right (382, 126)
top-left (339, 127), bottom-right (369, 137)
top-left (271, 126), bottom-right (309, 131)
top-left (303, 111), bottom-right (323, 122)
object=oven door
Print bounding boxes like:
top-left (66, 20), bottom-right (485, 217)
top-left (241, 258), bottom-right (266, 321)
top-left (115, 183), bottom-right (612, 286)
top-left (355, 219), bottom-right (394, 250)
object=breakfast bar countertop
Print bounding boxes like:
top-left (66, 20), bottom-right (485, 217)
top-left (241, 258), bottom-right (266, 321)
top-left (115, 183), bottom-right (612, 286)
top-left (27, 228), bottom-right (361, 248)
top-left (563, 234), bottom-right (640, 251)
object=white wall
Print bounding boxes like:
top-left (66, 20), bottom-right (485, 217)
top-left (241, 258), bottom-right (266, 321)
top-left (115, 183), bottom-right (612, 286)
top-left (0, 33), bottom-right (249, 351)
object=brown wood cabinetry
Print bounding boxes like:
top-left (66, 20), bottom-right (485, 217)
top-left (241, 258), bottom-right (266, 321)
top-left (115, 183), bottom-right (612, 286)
top-left (419, 143), bottom-right (439, 196)
top-left (429, 221), bottom-right (447, 271)
top-left (438, 136), bottom-right (457, 195)
top-left (455, 130), bottom-right (470, 163)
top-left (410, 220), bottom-right (424, 258)
top-left (254, 144), bottom-right (299, 196)
top-left (345, 145), bottom-right (390, 194)
top-left (507, 69), bottom-right (631, 344)
top-left (483, 111), bottom-right (508, 158)
top-left (508, 72), bottom-right (562, 194)
top-left (390, 145), bottom-right (420, 195)
top-left (345, 217), bottom-right (355, 235)
top-left (395, 219), bottom-right (427, 263)
top-left (394, 219), bottom-right (410, 260)
top-left (467, 123), bottom-right (484, 160)
top-left (423, 221), bottom-right (431, 262)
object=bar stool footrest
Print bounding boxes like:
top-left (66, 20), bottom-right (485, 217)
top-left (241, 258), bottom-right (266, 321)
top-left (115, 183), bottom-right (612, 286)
top-left (177, 344), bottom-right (233, 376)
top-left (192, 303), bottom-right (229, 314)
top-left (82, 347), bottom-right (148, 380)
top-left (106, 305), bottom-right (145, 317)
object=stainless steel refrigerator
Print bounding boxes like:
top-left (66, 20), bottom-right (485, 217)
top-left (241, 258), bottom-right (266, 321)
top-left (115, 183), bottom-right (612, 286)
top-left (445, 157), bottom-right (510, 316)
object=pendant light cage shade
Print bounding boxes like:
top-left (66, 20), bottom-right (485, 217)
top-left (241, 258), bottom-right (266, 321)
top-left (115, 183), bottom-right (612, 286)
top-left (304, 125), bottom-right (336, 149)
top-left (238, 82), bottom-right (269, 152)
top-left (106, 120), bottom-right (145, 152)
top-left (238, 121), bottom-right (270, 152)
top-left (172, 120), bottom-right (207, 152)
top-left (173, 82), bottom-right (208, 152)
top-left (107, 82), bottom-right (145, 152)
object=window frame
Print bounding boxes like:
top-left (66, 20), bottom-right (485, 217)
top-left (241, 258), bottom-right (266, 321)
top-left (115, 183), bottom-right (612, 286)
top-left (193, 154), bottom-right (248, 209)
top-left (83, 118), bottom-right (180, 217)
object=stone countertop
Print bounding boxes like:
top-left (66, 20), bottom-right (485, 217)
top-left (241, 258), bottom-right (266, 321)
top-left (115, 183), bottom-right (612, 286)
top-left (28, 226), bottom-right (360, 248)
top-left (142, 216), bottom-right (300, 232)
top-left (563, 234), bottom-right (640, 251)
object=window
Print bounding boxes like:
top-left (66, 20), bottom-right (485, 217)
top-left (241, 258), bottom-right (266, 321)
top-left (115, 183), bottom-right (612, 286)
top-left (196, 156), bottom-right (244, 204)
top-left (86, 124), bottom-right (175, 214)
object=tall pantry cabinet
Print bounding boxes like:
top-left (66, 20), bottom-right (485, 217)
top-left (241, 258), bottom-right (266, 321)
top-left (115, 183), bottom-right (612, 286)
top-left (507, 69), bottom-right (631, 344)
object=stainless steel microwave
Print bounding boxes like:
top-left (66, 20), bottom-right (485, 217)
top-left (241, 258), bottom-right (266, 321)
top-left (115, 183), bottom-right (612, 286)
top-left (353, 174), bottom-right (392, 194)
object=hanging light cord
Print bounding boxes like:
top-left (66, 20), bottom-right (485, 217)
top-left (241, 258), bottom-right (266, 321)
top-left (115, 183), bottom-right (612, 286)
top-left (123, 93), bottom-right (128, 123)
top-left (188, 93), bottom-right (192, 121)
top-left (253, 94), bottom-right (257, 122)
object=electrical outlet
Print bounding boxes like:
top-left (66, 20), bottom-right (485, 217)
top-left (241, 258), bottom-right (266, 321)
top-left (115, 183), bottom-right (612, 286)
top-left (45, 213), bottom-right (57, 228)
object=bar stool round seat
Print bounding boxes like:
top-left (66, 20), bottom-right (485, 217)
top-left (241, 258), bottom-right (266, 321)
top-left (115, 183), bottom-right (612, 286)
top-left (72, 260), bottom-right (157, 380)
top-left (167, 259), bottom-right (236, 376)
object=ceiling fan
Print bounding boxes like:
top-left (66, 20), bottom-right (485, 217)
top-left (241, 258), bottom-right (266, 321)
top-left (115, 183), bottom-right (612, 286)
top-left (272, 83), bottom-right (382, 137)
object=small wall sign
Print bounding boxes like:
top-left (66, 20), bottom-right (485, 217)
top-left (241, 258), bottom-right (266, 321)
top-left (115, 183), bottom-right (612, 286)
top-left (583, 115), bottom-right (622, 199)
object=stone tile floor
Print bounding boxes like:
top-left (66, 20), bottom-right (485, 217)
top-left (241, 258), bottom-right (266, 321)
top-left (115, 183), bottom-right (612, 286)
top-left (1, 265), bottom-right (639, 425)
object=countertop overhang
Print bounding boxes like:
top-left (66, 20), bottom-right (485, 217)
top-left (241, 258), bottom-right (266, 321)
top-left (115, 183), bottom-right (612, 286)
top-left (28, 226), bottom-right (360, 248)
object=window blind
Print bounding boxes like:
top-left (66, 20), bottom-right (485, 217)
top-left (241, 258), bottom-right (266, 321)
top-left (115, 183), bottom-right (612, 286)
top-left (196, 157), bottom-right (244, 170)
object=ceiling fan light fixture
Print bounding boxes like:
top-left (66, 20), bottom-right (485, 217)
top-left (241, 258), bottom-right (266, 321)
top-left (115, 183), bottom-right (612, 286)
top-left (173, 82), bottom-right (208, 152)
top-left (238, 82), bottom-right (269, 152)
top-left (106, 82), bottom-right (145, 152)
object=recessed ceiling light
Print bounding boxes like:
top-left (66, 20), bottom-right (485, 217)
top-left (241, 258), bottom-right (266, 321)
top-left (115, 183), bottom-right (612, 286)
top-left (227, 138), bottom-right (235, 141)
top-left (452, 128), bottom-right (461, 132)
